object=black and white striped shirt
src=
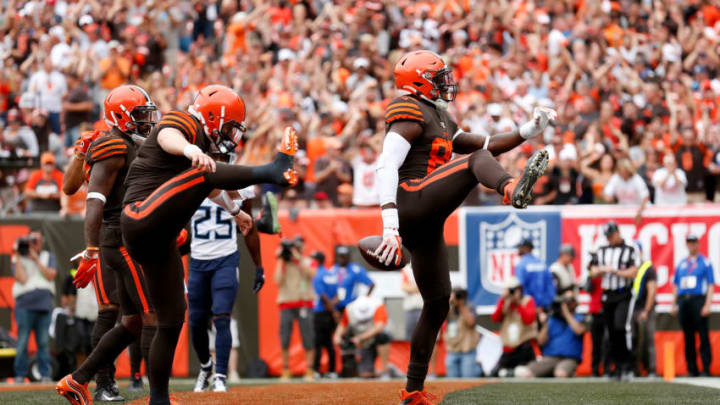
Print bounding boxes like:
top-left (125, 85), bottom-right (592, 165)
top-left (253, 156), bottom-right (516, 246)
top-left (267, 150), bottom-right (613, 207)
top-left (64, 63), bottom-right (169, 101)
top-left (593, 241), bottom-right (641, 291)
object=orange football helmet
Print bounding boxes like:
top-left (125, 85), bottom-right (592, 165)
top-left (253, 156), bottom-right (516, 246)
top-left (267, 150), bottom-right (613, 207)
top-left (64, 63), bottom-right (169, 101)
top-left (104, 85), bottom-right (158, 136)
top-left (188, 84), bottom-right (246, 154)
top-left (394, 50), bottom-right (457, 102)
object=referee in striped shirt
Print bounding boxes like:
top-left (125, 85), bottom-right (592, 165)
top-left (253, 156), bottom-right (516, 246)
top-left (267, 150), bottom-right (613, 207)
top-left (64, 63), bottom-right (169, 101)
top-left (589, 221), bottom-right (641, 381)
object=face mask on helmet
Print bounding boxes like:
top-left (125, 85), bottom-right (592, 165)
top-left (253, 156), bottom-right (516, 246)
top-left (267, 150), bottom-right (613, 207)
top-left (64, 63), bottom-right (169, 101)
top-left (212, 120), bottom-right (246, 155)
top-left (431, 68), bottom-right (458, 102)
top-left (130, 104), bottom-right (160, 136)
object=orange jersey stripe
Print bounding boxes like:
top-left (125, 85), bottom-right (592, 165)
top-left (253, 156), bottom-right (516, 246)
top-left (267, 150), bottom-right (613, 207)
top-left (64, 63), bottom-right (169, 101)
top-left (137, 169), bottom-right (202, 210)
top-left (404, 155), bottom-right (469, 185)
top-left (91, 144), bottom-right (127, 158)
top-left (92, 150), bottom-right (129, 163)
top-left (162, 113), bottom-right (197, 144)
top-left (95, 254), bottom-right (110, 305)
top-left (119, 247), bottom-right (150, 313)
top-left (125, 175), bottom-right (205, 220)
top-left (386, 114), bottom-right (424, 123)
top-left (161, 117), bottom-right (193, 137)
top-left (387, 102), bottom-right (422, 110)
top-left (386, 107), bottom-right (424, 117)
top-left (400, 159), bottom-right (469, 192)
top-left (90, 139), bottom-right (124, 154)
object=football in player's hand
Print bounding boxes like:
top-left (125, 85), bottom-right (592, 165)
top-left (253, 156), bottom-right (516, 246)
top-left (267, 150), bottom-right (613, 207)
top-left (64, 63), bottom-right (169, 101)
top-left (357, 235), bottom-right (409, 271)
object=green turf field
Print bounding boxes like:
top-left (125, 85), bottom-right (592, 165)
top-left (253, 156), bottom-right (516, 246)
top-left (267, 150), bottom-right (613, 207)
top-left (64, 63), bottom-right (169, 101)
top-left (2, 380), bottom-right (719, 405)
top-left (0, 382), bottom-right (194, 405)
top-left (441, 382), bottom-right (720, 405)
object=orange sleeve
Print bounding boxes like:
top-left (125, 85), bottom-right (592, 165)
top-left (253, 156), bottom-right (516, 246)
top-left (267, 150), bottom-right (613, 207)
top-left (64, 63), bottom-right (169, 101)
top-left (341, 311), bottom-right (349, 327)
top-left (25, 171), bottom-right (40, 191)
top-left (373, 305), bottom-right (388, 324)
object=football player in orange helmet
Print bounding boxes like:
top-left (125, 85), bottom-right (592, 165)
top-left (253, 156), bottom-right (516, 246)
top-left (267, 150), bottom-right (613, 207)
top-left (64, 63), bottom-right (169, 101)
top-left (58, 84), bottom-right (159, 404)
top-left (119, 84), bottom-right (297, 405)
top-left (370, 50), bottom-right (556, 405)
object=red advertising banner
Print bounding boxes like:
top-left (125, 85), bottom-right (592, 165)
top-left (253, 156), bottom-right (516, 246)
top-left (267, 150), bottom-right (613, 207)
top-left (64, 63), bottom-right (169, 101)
top-left (561, 205), bottom-right (720, 311)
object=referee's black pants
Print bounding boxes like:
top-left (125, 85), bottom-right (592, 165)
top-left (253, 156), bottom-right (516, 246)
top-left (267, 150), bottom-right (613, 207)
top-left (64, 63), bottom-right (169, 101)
top-left (601, 290), bottom-right (634, 373)
top-left (678, 295), bottom-right (711, 375)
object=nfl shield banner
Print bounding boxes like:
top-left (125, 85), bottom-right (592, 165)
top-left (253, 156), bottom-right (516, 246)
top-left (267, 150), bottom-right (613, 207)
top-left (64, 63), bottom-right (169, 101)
top-left (461, 207), bottom-right (562, 313)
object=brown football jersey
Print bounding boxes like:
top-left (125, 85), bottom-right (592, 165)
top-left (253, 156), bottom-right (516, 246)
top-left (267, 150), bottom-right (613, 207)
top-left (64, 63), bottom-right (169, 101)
top-left (384, 96), bottom-right (459, 183)
top-left (123, 110), bottom-right (209, 207)
top-left (85, 128), bottom-right (136, 246)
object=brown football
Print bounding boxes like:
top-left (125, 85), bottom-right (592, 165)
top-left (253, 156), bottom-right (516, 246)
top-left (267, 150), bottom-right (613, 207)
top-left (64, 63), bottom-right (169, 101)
top-left (357, 235), bottom-right (409, 271)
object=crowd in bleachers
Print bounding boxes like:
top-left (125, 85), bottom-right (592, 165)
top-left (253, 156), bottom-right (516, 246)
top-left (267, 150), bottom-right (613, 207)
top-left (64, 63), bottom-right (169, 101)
top-left (0, 0), bottom-right (719, 214)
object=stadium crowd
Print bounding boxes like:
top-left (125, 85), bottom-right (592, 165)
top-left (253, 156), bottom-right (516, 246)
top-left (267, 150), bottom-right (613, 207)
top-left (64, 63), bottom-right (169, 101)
top-left (0, 0), bottom-right (719, 214)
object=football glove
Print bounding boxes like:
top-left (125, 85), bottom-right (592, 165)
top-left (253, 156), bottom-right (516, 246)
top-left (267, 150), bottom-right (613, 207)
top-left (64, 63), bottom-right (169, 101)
top-left (74, 131), bottom-right (98, 157)
top-left (374, 227), bottom-right (403, 267)
top-left (72, 248), bottom-right (100, 289)
top-left (253, 266), bottom-right (265, 294)
top-left (519, 106), bottom-right (557, 139)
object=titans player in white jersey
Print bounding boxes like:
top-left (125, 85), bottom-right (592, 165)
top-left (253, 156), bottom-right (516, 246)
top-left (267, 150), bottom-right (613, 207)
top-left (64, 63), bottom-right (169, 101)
top-left (188, 182), bottom-right (267, 393)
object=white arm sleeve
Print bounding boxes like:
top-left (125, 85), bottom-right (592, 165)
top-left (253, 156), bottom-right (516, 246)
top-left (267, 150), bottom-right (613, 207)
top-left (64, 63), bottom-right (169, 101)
top-left (210, 190), bottom-right (240, 215)
top-left (376, 131), bottom-right (411, 208)
top-left (236, 185), bottom-right (256, 202)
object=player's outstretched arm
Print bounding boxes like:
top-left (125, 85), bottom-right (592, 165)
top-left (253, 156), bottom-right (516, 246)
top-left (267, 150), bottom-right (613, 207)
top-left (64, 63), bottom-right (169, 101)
top-left (157, 127), bottom-right (216, 172)
top-left (453, 107), bottom-right (557, 156)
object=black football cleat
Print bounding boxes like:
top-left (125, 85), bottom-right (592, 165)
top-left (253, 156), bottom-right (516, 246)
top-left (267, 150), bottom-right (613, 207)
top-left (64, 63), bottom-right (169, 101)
top-left (503, 149), bottom-right (549, 209)
top-left (94, 382), bottom-right (125, 402)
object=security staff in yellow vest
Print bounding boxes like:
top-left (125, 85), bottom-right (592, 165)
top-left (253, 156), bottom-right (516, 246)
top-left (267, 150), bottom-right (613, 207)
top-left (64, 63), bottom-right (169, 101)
top-left (630, 243), bottom-right (657, 377)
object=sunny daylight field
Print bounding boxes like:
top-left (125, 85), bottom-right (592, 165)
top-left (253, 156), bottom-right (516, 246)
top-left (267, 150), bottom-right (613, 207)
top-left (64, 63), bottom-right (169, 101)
top-left (1, 379), bottom-right (719, 405)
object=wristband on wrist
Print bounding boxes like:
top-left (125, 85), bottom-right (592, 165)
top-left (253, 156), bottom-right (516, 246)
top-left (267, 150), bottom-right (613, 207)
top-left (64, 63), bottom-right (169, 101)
top-left (183, 144), bottom-right (202, 160)
top-left (381, 208), bottom-right (399, 230)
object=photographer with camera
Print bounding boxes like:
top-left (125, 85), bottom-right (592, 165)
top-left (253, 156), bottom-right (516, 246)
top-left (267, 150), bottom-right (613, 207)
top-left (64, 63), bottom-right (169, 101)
top-left (443, 288), bottom-right (481, 378)
top-left (491, 277), bottom-right (538, 377)
top-left (11, 230), bottom-right (57, 383)
top-left (274, 235), bottom-right (316, 381)
top-left (515, 290), bottom-right (587, 378)
top-left (332, 294), bottom-right (392, 379)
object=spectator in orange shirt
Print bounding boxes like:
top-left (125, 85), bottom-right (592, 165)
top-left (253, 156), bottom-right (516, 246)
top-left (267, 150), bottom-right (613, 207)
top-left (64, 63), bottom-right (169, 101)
top-left (97, 41), bottom-right (131, 99)
top-left (25, 152), bottom-right (63, 213)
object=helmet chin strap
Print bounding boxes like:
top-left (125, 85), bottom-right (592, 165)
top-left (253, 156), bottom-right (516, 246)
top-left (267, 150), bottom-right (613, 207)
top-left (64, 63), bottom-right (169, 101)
top-left (418, 94), bottom-right (449, 111)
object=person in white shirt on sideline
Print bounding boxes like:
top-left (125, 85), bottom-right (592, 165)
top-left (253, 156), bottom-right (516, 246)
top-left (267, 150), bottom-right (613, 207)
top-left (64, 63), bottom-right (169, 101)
top-left (651, 154), bottom-right (687, 205)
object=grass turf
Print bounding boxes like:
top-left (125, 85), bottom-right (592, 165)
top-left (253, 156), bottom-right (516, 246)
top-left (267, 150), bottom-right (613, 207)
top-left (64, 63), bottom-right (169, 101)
top-left (0, 382), bottom-right (195, 405)
top-left (441, 382), bottom-right (719, 405)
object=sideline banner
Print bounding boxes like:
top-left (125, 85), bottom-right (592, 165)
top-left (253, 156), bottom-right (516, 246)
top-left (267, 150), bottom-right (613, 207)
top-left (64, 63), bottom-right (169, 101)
top-left (461, 207), bottom-right (562, 312)
top-left (561, 205), bottom-right (720, 311)
top-left (461, 205), bottom-right (720, 314)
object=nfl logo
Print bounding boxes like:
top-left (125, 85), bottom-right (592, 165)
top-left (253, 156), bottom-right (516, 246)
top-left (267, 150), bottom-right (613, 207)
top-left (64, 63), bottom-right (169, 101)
top-left (479, 213), bottom-right (547, 294)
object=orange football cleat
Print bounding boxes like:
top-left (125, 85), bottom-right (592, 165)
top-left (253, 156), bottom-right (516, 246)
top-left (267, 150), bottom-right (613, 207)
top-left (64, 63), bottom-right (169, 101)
top-left (56, 374), bottom-right (92, 405)
top-left (283, 169), bottom-right (299, 187)
top-left (398, 389), bottom-right (438, 405)
top-left (279, 126), bottom-right (299, 156)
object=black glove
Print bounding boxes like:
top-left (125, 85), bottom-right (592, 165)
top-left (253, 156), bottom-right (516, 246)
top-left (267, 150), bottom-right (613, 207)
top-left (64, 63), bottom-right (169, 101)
top-left (253, 266), bottom-right (265, 294)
